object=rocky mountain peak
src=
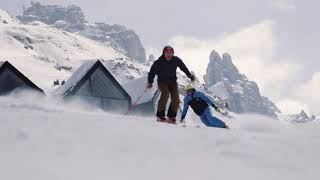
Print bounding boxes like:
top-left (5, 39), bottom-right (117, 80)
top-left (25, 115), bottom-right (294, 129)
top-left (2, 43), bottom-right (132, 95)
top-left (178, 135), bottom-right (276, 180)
top-left (283, 110), bottom-right (317, 123)
top-left (205, 50), bottom-right (244, 86)
top-left (209, 50), bottom-right (220, 62)
top-left (205, 50), bottom-right (280, 117)
top-left (18, 1), bottom-right (146, 63)
top-left (19, 1), bottom-right (86, 32)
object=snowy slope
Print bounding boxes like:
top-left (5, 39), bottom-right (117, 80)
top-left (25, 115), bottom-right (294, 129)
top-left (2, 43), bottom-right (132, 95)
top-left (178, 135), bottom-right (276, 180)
top-left (1, 8), bottom-right (319, 180)
top-left (0, 91), bottom-right (319, 180)
top-left (0, 9), bottom-right (148, 92)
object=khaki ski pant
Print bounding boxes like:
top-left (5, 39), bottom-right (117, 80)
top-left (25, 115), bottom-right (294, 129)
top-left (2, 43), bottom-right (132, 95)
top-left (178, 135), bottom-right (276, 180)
top-left (156, 82), bottom-right (179, 118)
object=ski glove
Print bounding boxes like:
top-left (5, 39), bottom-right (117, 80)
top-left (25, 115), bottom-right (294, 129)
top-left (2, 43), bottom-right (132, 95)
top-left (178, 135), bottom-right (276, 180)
top-left (189, 74), bottom-right (195, 82)
top-left (212, 104), bottom-right (220, 112)
top-left (146, 83), bottom-right (153, 89)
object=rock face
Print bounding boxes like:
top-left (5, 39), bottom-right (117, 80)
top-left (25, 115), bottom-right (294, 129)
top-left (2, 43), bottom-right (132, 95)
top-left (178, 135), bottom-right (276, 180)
top-left (204, 50), bottom-right (280, 117)
top-left (19, 1), bottom-right (85, 32)
top-left (146, 54), bottom-right (155, 65)
top-left (79, 23), bottom-right (146, 63)
top-left (18, 1), bottom-right (146, 63)
top-left (285, 110), bottom-right (317, 123)
top-left (148, 54), bottom-right (155, 63)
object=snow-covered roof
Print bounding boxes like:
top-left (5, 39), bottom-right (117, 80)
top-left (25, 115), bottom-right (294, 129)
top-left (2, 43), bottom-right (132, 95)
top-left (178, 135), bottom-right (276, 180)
top-left (122, 76), bottom-right (158, 105)
top-left (55, 60), bottom-right (96, 95)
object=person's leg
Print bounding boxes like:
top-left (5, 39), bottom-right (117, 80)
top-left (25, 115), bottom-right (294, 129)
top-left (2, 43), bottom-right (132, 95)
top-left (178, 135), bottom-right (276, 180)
top-left (157, 82), bottom-right (169, 119)
top-left (167, 82), bottom-right (179, 122)
top-left (203, 107), bottom-right (227, 128)
top-left (200, 114), bottom-right (211, 127)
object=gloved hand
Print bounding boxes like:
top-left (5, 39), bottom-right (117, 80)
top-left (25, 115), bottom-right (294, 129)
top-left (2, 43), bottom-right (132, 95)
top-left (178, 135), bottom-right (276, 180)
top-left (146, 83), bottom-right (153, 89)
top-left (212, 104), bottom-right (220, 112)
top-left (180, 118), bottom-right (185, 123)
top-left (189, 74), bottom-right (195, 82)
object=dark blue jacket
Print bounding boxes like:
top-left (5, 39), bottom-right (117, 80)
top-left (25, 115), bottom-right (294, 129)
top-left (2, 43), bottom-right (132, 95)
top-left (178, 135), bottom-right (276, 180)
top-left (148, 56), bottom-right (192, 84)
top-left (181, 90), bottom-right (215, 119)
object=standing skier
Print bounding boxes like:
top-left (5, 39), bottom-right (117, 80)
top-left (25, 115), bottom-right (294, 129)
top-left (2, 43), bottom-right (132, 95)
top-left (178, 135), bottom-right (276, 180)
top-left (147, 46), bottom-right (195, 123)
top-left (180, 84), bottom-right (229, 128)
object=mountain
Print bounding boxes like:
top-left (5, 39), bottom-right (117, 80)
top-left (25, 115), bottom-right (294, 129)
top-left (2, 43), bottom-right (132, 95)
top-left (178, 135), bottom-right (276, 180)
top-left (204, 50), bottom-right (281, 117)
top-left (146, 54), bottom-right (155, 65)
top-left (1, 6), bottom-right (311, 120)
top-left (0, 9), bottom-right (148, 92)
top-left (281, 110), bottom-right (318, 123)
top-left (17, 1), bottom-right (146, 63)
top-left (1, 6), bottom-right (320, 179)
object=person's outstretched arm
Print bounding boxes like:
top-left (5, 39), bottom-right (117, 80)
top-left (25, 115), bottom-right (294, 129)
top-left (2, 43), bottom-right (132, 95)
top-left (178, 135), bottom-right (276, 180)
top-left (180, 97), bottom-right (191, 122)
top-left (148, 61), bottom-right (158, 84)
top-left (197, 91), bottom-right (220, 112)
top-left (176, 57), bottom-right (195, 81)
top-left (197, 91), bottom-right (215, 106)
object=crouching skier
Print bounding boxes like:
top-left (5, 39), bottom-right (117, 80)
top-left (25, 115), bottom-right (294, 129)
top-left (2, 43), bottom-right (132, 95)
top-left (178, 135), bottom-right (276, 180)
top-left (180, 84), bottom-right (229, 129)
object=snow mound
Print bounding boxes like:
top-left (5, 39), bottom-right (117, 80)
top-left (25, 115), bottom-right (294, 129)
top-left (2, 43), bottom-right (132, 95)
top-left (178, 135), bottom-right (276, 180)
top-left (0, 92), bottom-right (319, 180)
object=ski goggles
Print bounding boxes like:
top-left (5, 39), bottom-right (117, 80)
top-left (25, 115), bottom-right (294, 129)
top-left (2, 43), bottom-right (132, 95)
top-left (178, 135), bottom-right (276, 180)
top-left (186, 89), bottom-right (194, 94)
top-left (164, 51), bottom-right (174, 56)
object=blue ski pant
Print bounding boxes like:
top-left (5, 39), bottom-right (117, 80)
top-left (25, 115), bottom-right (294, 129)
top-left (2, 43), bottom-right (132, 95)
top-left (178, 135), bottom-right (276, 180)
top-left (200, 107), bottom-right (226, 128)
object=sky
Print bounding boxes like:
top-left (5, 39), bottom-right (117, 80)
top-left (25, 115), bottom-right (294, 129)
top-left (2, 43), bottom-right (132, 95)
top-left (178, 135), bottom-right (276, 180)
top-left (0, 0), bottom-right (319, 115)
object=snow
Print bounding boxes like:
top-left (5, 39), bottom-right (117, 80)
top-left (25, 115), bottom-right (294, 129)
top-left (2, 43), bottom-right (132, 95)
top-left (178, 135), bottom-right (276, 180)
top-left (101, 59), bottom-right (148, 85)
top-left (55, 60), bottom-right (96, 95)
top-left (0, 61), bottom-right (5, 68)
top-left (122, 76), bottom-right (158, 105)
top-left (0, 91), bottom-right (319, 180)
top-left (208, 81), bottom-right (229, 100)
top-left (0, 21), bottom-right (123, 92)
top-left (0, 7), bottom-right (319, 180)
top-left (0, 9), bottom-right (18, 24)
top-left (231, 84), bottom-right (244, 95)
top-left (0, 10), bottom-right (148, 93)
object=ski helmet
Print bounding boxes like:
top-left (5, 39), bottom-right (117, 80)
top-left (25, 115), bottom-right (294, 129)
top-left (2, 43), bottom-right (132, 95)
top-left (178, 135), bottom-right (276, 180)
top-left (185, 84), bottom-right (194, 91)
top-left (163, 45), bottom-right (174, 54)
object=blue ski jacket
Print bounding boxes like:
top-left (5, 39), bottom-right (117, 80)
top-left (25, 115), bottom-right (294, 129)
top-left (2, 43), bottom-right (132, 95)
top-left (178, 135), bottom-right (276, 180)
top-left (181, 90), bottom-right (215, 119)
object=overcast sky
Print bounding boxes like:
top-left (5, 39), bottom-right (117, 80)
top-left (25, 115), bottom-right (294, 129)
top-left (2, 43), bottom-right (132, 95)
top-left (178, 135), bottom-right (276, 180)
top-left (1, 0), bottom-right (319, 115)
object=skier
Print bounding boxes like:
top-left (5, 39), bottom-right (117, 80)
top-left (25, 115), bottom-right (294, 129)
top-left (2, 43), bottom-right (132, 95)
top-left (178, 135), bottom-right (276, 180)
top-left (147, 45), bottom-right (195, 123)
top-left (180, 84), bottom-right (229, 128)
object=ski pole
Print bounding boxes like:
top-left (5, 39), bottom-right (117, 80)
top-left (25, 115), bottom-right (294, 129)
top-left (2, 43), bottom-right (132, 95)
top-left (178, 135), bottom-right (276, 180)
top-left (125, 88), bottom-right (148, 115)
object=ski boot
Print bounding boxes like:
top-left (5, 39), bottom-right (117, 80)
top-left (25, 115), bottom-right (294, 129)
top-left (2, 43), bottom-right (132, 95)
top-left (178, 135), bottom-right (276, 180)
top-left (157, 117), bottom-right (166, 123)
top-left (166, 117), bottom-right (177, 124)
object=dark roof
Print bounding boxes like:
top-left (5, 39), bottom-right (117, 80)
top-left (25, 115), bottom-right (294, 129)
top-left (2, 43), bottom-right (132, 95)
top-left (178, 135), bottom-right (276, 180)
top-left (56, 60), bottom-right (131, 102)
top-left (0, 61), bottom-right (5, 68)
top-left (0, 61), bottom-right (44, 93)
